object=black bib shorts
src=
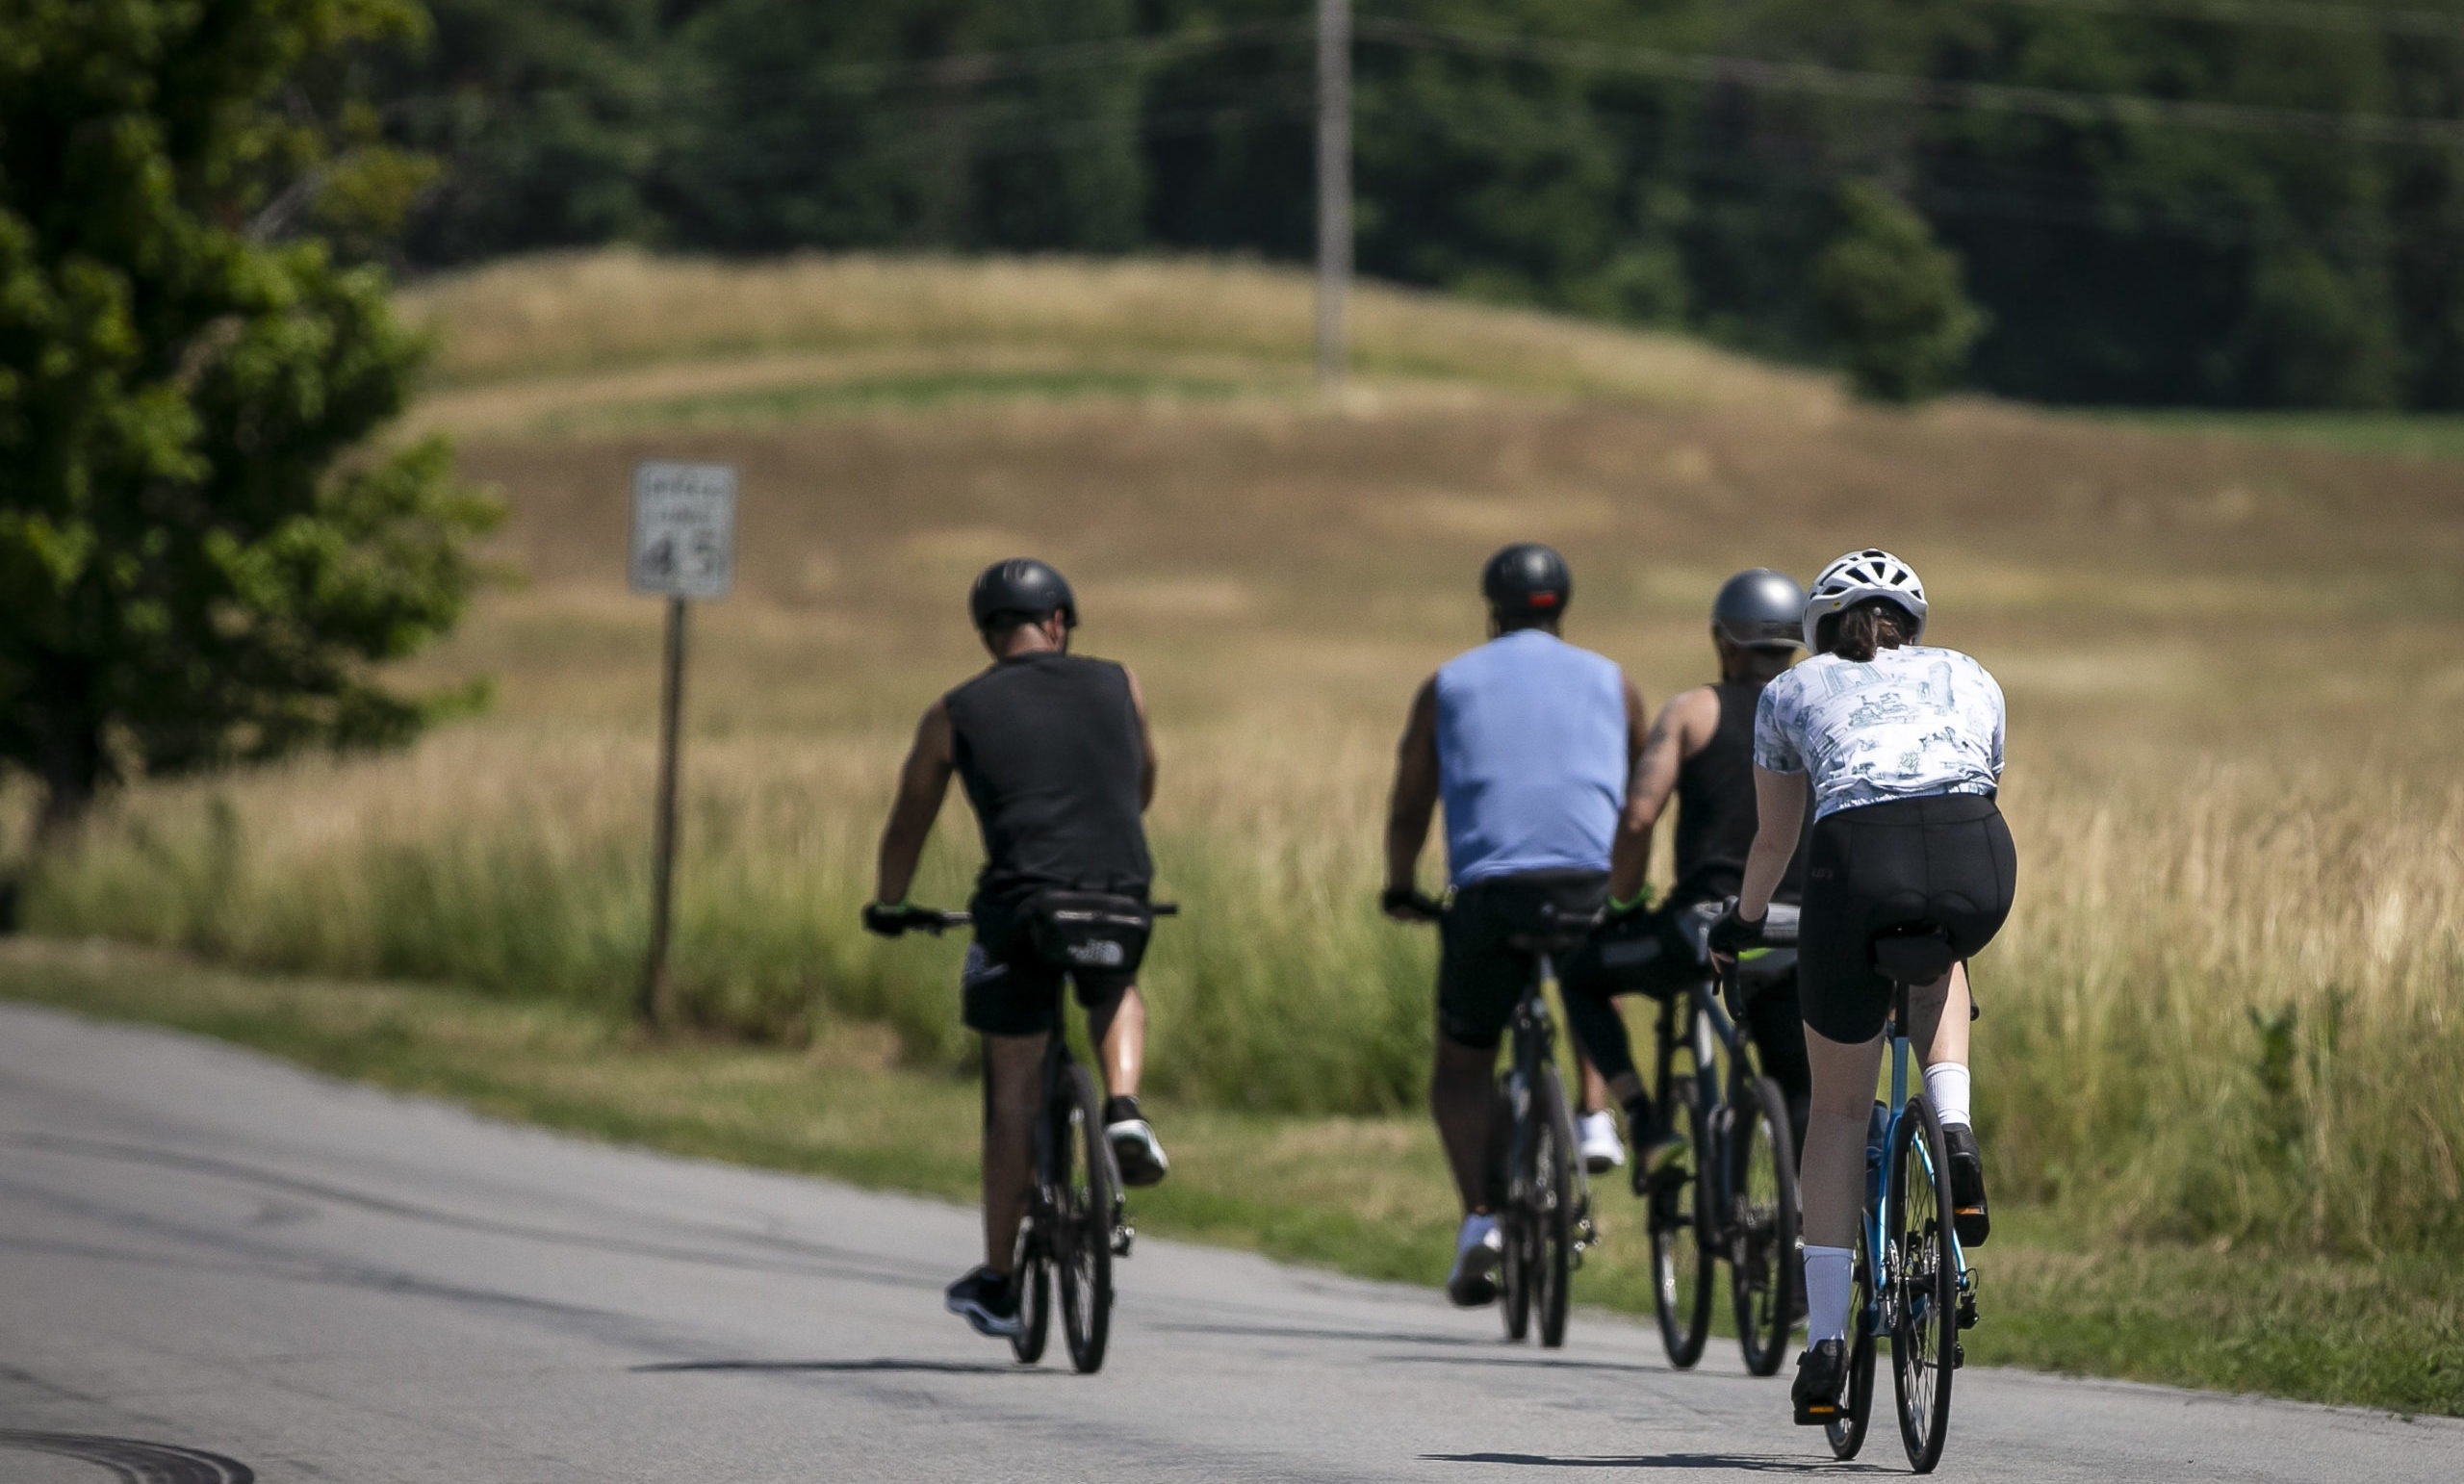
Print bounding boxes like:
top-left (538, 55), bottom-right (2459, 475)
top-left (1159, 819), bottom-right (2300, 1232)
top-left (1798, 792), bottom-right (2015, 1045)
top-left (1438, 869), bottom-right (1608, 1050)
top-left (961, 885), bottom-right (1140, 1037)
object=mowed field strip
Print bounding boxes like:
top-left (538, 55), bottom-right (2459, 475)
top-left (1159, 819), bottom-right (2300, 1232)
top-left (11, 252), bottom-right (2462, 1412)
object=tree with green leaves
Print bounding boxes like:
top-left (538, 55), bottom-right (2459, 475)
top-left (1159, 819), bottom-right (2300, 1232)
top-left (0, 0), bottom-right (497, 840)
top-left (1815, 181), bottom-right (1988, 403)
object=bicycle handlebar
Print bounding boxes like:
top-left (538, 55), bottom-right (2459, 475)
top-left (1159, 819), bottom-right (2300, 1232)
top-left (868, 900), bottom-right (1180, 938)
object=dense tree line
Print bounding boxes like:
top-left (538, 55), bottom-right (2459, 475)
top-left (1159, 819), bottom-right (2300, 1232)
top-left (363, 0), bottom-right (2464, 407)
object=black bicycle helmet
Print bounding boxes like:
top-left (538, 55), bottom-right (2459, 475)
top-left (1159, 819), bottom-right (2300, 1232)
top-left (1481, 542), bottom-right (1572, 619)
top-left (968, 557), bottom-right (1078, 631)
top-left (1711, 568), bottom-right (1807, 651)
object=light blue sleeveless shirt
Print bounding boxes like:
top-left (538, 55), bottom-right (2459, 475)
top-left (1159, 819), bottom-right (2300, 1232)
top-left (1434, 629), bottom-right (1629, 888)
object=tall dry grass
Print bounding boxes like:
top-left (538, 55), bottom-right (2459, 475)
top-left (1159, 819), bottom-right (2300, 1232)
top-left (399, 249), bottom-right (1833, 413)
top-left (28, 721), bottom-right (2464, 1251)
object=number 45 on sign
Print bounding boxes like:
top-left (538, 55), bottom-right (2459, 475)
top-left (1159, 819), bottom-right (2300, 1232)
top-left (630, 461), bottom-right (736, 599)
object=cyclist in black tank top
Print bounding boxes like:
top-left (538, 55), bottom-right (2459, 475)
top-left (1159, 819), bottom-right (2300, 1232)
top-left (862, 559), bottom-right (1166, 1342)
top-left (1562, 570), bottom-right (1815, 1178)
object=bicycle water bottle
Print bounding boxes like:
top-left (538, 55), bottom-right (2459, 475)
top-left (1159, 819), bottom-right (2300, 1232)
top-left (1863, 1100), bottom-right (1888, 1209)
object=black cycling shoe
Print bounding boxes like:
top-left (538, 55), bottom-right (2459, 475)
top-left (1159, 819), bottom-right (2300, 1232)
top-left (1942, 1122), bottom-right (1990, 1247)
top-left (944, 1266), bottom-right (1022, 1339)
top-left (1624, 1098), bottom-right (1686, 1197)
top-left (1792, 1339), bottom-right (1848, 1425)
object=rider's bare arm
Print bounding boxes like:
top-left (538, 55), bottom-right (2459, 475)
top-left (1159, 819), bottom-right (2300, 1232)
top-left (1605, 675), bottom-right (1656, 903)
top-left (1124, 666), bottom-right (1159, 810)
top-left (1735, 764), bottom-right (1807, 923)
top-left (1383, 678), bottom-right (1441, 909)
top-left (1609, 684), bottom-right (1718, 903)
top-left (874, 700), bottom-right (956, 905)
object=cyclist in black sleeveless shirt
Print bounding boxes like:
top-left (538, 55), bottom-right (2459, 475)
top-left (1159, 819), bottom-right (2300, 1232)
top-left (862, 559), bottom-right (1167, 1341)
top-left (1564, 569), bottom-right (1816, 1181)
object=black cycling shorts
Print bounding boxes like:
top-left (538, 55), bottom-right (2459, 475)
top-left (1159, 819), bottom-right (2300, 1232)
top-left (1438, 869), bottom-right (1607, 1050)
top-left (961, 887), bottom-right (1138, 1036)
top-left (1798, 793), bottom-right (2015, 1044)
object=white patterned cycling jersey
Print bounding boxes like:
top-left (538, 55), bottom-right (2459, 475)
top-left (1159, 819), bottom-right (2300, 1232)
top-left (1753, 646), bottom-right (2005, 819)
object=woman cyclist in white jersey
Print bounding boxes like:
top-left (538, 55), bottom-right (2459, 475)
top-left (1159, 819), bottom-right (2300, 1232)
top-left (1707, 549), bottom-right (2015, 1425)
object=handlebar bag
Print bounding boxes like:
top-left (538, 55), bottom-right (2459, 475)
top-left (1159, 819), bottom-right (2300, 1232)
top-left (1025, 889), bottom-right (1155, 976)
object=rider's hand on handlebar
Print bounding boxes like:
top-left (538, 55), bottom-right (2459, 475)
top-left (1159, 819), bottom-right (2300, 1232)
top-left (860, 901), bottom-right (909, 938)
top-left (1381, 884), bottom-right (1441, 923)
top-left (1707, 896), bottom-right (1765, 958)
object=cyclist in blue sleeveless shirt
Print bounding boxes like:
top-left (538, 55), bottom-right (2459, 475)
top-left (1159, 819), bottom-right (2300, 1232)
top-left (1382, 545), bottom-right (1653, 1306)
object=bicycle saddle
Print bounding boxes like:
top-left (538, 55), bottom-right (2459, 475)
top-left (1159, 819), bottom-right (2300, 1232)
top-left (1871, 925), bottom-right (1957, 985)
top-left (1506, 903), bottom-right (1603, 956)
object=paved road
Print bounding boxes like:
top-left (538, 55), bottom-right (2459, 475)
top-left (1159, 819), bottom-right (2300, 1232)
top-left (2, 1004), bottom-right (2454, 1484)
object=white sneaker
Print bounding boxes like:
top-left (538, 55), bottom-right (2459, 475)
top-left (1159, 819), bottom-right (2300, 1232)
top-left (1579, 1109), bottom-right (1628, 1174)
top-left (1445, 1214), bottom-right (1504, 1307)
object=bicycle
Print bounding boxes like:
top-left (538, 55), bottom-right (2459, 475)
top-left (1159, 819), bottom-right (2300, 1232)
top-left (1399, 891), bottom-right (1600, 1348)
top-left (1646, 902), bottom-right (1804, 1377)
top-left (878, 903), bottom-right (1176, 1375)
top-left (1815, 925), bottom-right (1980, 1473)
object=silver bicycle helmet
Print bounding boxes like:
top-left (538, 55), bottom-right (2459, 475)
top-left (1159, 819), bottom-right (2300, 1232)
top-left (1802, 549), bottom-right (1927, 652)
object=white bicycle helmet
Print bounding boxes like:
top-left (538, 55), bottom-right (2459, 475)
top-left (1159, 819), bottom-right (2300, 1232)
top-left (1802, 548), bottom-right (1928, 652)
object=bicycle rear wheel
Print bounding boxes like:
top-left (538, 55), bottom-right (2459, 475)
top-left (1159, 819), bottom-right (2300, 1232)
top-left (1009, 1219), bottom-right (1051, 1365)
top-left (1731, 1076), bottom-right (1802, 1377)
top-left (1056, 1062), bottom-right (1116, 1374)
top-left (1534, 1063), bottom-right (1577, 1348)
top-left (1648, 1079), bottom-right (1713, 1369)
top-left (1825, 1225), bottom-right (1877, 1460)
top-left (1888, 1096), bottom-right (1959, 1471)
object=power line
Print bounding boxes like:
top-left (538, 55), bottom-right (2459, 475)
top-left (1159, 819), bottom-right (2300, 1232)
top-left (1354, 15), bottom-right (2464, 148)
top-left (1989, 0), bottom-right (2464, 38)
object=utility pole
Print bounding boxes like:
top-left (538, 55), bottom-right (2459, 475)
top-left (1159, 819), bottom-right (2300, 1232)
top-left (1316, 0), bottom-right (1351, 391)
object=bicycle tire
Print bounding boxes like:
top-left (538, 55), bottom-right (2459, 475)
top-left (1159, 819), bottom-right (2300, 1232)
top-left (1888, 1095), bottom-right (1958, 1472)
top-left (1731, 1076), bottom-right (1802, 1378)
top-left (1057, 1062), bottom-right (1116, 1375)
top-left (1535, 1062), bottom-right (1577, 1348)
top-left (1495, 1077), bottom-right (1531, 1343)
top-left (1826, 1224), bottom-right (1877, 1460)
top-left (1649, 1079), bottom-right (1714, 1369)
top-left (1009, 1219), bottom-right (1051, 1366)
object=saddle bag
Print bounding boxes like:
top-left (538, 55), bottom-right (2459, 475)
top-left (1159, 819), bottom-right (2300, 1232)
top-left (1025, 889), bottom-right (1155, 976)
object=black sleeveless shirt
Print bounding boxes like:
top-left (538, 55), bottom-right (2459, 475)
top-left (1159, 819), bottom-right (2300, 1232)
top-left (944, 652), bottom-right (1151, 899)
top-left (1672, 680), bottom-right (1809, 906)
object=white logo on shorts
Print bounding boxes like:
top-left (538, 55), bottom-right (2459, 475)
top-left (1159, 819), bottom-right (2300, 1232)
top-left (1066, 939), bottom-right (1126, 968)
top-left (962, 944), bottom-right (1009, 987)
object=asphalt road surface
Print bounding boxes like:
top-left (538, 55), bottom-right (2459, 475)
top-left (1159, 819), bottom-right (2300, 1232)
top-left (3, 1003), bottom-right (2455, 1484)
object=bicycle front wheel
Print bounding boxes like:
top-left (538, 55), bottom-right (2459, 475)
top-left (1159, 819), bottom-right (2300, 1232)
top-left (1056, 1062), bottom-right (1116, 1374)
top-left (1534, 1063), bottom-right (1578, 1348)
top-left (1826, 1224), bottom-right (1877, 1461)
top-left (1009, 1218), bottom-right (1051, 1366)
top-left (1887, 1095), bottom-right (1959, 1471)
top-left (1730, 1076), bottom-right (1802, 1378)
top-left (1648, 1080), bottom-right (1713, 1369)
top-left (1494, 1078), bottom-right (1531, 1342)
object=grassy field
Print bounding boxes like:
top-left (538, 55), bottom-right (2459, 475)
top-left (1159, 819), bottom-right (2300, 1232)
top-left (6, 251), bottom-right (2463, 1398)
top-left (6, 937), bottom-right (2455, 1415)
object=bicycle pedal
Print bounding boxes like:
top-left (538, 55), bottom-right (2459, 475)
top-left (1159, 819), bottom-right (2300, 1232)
top-left (1112, 1224), bottom-right (1136, 1258)
top-left (1954, 1342), bottom-right (1966, 1369)
top-left (1793, 1400), bottom-right (1840, 1426)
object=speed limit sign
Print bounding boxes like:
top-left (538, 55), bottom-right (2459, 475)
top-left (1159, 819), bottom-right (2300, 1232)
top-left (629, 461), bottom-right (736, 600)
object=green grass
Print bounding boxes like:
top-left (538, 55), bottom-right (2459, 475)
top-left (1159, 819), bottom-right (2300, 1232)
top-left (538, 369), bottom-right (1258, 434)
top-left (2094, 408), bottom-right (2464, 461)
top-left (5, 938), bottom-right (2457, 1418)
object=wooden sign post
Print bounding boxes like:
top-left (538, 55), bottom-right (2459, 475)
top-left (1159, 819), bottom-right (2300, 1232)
top-left (629, 460), bottom-right (736, 1027)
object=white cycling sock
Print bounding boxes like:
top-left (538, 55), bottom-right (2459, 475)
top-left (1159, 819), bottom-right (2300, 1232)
top-left (1923, 1063), bottom-right (1973, 1129)
top-left (1804, 1244), bottom-right (1854, 1344)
